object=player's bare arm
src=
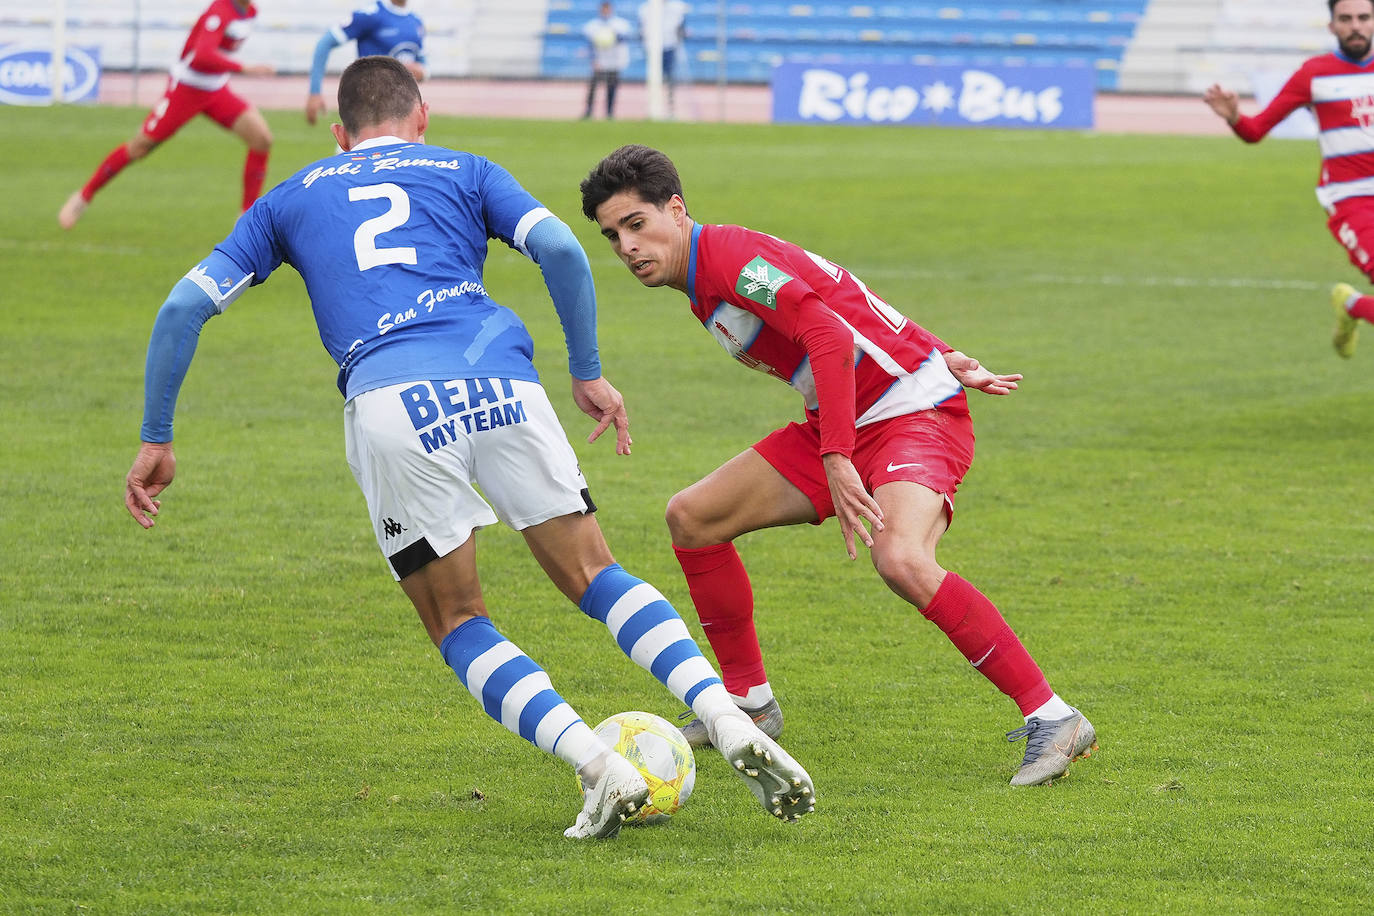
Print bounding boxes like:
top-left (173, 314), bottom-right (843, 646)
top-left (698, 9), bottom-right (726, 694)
top-left (943, 350), bottom-right (1022, 395)
top-left (571, 376), bottom-right (633, 455)
top-left (125, 441), bottom-right (177, 529)
top-left (822, 451), bottom-right (884, 560)
top-left (1203, 84), bottom-right (1240, 125)
top-left (305, 93), bottom-right (327, 124)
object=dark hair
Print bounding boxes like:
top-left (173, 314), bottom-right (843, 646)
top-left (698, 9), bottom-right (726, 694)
top-left (337, 56), bottom-right (422, 137)
top-left (580, 144), bottom-right (685, 222)
top-left (1331, 0), bottom-right (1374, 15)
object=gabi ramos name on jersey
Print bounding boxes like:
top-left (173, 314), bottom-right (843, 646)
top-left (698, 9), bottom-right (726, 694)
top-left (302, 153), bottom-right (461, 189)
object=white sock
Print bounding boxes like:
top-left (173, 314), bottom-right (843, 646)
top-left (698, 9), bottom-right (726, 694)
top-left (1026, 694), bottom-right (1074, 722)
top-left (728, 682), bottom-right (774, 708)
top-left (1345, 290), bottom-right (1362, 312)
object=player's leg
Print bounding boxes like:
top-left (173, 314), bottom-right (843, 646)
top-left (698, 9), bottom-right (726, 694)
top-left (1325, 200), bottom-right (1374, 357)
top-left (520, 511), bottom-right (813, 821)
top-left (869, 480), bottom-right (1095, 785)
top-left (220, 95), bottom-right (273, 211)
top-left (605, 71), bottom-right (619, 118)
top-left (663, 49), bottom-right (677, 113)
top-left (58, 115), bottom-right (164, 229)
top-left (478, 378), bottom-right (811, 820)
top-left (665, 444), bottom-right (818, 746)
top-left (344, 382), bottom-right (646, 837)
top-left (869, 480), bottom-right (1056, 707)
top-left (583, 72), bottom-right (599, 119)
top-left (400, 541), bottom-right (648, 838)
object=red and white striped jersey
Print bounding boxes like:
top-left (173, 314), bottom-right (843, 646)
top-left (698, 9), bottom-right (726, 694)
top-left (1233, 53), bottom-right (1374, 209)
top-left (686, 222), bottom-right (967, 458)
top-left (170, 0), bottom-right (257, 92)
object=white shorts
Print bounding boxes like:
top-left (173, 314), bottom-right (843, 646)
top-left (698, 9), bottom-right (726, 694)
top-left (344, 378), bottom-right (595, 580)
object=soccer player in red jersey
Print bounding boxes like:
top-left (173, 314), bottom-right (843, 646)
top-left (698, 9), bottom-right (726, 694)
top-left (58, 0), bottom-right (275, 230)
top-left (1205, 0), bottom-right (1374, 358)
top-left (580, 145), bottom-right (1098, 786)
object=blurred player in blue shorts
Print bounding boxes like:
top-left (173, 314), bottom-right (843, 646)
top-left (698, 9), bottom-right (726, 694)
top-left (123, 58), bottom-right (814, 838)
top-left (581, 144), bottom-right (1098, 787)
top-left (306, 0), bottom-right (427, 125)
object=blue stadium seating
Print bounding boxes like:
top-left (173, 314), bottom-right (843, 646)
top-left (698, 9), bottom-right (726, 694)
top-left (541, 0), bottom-right (1146, 90)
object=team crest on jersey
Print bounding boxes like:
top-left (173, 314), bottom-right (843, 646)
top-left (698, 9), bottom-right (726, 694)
top-left (735, 256), bottom-right (792, 308)
top-left (1354, 94), bottom-right (1374, 131)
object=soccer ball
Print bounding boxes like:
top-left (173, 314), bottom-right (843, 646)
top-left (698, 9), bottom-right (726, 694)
top-left (588, 711), bottom-right (695, 824)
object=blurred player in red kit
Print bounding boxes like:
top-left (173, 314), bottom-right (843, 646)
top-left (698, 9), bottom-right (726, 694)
top-left (580, 144), bottom-right (1098, 787)
top-left (58, 0), bottom-right (275, 230)
top-left (1205, 0), bottom-right (1374, 357)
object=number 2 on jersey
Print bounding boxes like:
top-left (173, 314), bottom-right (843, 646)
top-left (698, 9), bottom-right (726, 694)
top-left (349, 182), bottom-right (418, 271)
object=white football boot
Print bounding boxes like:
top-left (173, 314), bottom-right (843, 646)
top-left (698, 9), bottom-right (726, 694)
top-left (710, 710), bottom-right (815, 822)
top-left (564, 752), bottom-right (649, 839)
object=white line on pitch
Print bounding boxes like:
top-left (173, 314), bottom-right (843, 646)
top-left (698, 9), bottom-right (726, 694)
top-left (0, 237), bottom-right (151, 257)
top-left (853, 265), bottom-right (1323, 292)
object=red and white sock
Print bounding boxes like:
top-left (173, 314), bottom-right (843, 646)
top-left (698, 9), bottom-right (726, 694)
top-left (1341, 287), bottom-right (1374, 323)
top-left (673, 542), bottom-right (767, 698)
top-left (920, 572), bottom-right (1054, 717)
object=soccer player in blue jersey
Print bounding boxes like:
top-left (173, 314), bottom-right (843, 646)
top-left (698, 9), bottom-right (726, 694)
top-left (305, 1), bottom-right (427, 125)
top-left (123, 56), bottom-right (813, 839)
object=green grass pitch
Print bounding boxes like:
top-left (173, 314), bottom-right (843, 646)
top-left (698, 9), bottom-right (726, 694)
top-left (2, 102), bottom-right (1371, 913)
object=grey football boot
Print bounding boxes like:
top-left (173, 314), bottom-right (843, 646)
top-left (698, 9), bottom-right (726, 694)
top-left (679, 696), bottom-right (783, 749)
top-left (1006, 708), bottom-right (1098, 786)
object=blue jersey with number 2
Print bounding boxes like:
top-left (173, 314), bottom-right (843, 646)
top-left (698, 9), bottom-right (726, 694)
top-left (217, 137), bottom-right (553, 399)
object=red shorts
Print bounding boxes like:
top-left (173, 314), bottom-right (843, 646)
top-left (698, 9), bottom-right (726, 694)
top-left (1326, 197), bottom-right (1374, 284)
top-left (142, 78), bottom-right (250, 142)
top-left (752, 401), bottom-right (976, 525)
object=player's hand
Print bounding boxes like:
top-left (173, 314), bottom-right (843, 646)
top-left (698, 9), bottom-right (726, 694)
top-left (305, 93), bottom-right (327, 124)
top-left (126, 441), bottom-right (176, 529)
top-left (823, 452), bottom-right (883, 560)
top-left (943, 350), bottom-right (1021, 395)
top-left (571, 376), bottom-right (633, 455)
top-left (243, 63), bottom-right (275, 78)
top-left (403, 61), bottom-right (426, 82)
top-left (1203, 84), bottom-right (1240, 125)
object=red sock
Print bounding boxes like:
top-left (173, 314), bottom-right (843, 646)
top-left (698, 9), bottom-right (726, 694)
top-left (1347, 292), bottom-right (1374, 323)
top-left (81, 144), bottom-right (133, 201)
top-left (673, 543), bottom-right (765, 697)
top-left (242, 149), bottom-right (269, 210)
top-left (921, 572), bottom-right (1052, 716)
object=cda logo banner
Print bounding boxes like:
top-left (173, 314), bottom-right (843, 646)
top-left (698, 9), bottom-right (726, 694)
top-left (772, 62), bottom-right (1094, 130)
top-left (0, 45), bottom-right (101, 106)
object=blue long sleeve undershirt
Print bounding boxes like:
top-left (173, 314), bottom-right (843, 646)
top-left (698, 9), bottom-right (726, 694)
top-left (140, 277), bottom-right (223, 443)
top-left (309, 32), bottom-right (342, 95)
top-left (523, 217), bottom-right (601, 380)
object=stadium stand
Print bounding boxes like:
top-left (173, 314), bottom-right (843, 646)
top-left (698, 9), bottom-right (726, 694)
top-left (0, 0), bottom-right (515, 79)
top-left (541, 1), bottom-right (1149, 89)
top-left (1118, 0), bottom-right (1332, 94)
top-left (0, 1), bottom-right (1341, 95)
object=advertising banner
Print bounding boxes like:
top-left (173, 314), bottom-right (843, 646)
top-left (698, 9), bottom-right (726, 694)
top-left (0, 45), bottom-right (101, 106)
top-left (772, 62), bottom-right (1095, 130)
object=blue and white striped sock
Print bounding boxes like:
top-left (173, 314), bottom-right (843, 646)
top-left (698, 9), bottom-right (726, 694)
top-left (440, 616), bottom-right (603, 769)
top-left (580, 563), bottom-right (737, 723)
